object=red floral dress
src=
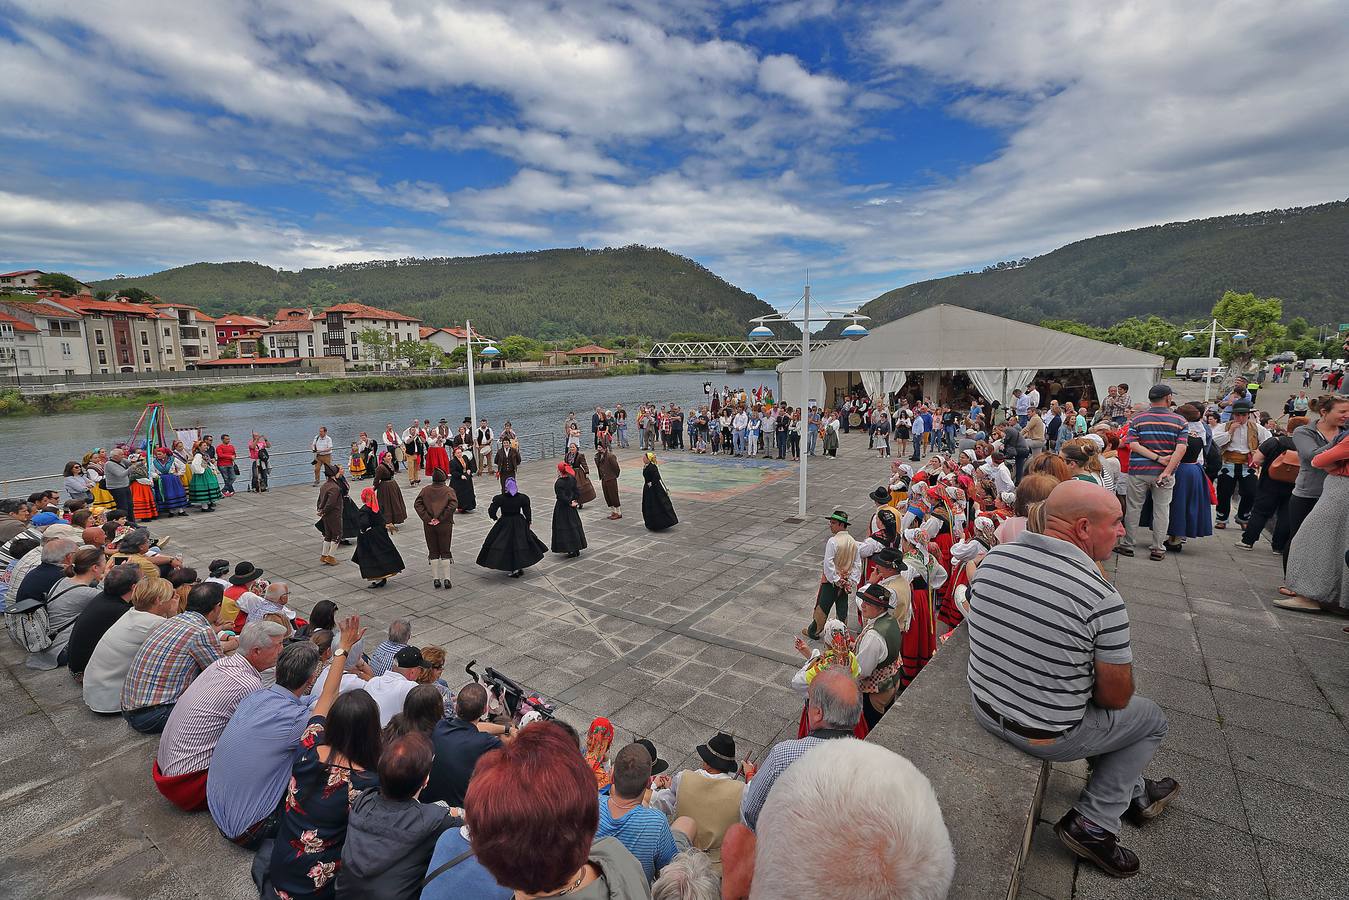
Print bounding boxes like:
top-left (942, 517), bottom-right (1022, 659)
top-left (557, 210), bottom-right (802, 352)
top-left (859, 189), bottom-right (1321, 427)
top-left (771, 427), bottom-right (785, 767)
top-left (267, 715), bottom-right (379, 899)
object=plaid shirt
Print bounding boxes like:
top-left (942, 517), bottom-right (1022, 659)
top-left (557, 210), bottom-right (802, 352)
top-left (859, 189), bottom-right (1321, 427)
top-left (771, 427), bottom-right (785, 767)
top-left (121, 611), bottom-right (223, 711)
top-left (738, 730), bottom-right (852, 831)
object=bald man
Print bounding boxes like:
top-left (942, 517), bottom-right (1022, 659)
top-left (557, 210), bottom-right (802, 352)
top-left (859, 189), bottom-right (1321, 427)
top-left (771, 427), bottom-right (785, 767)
top-left (965, 480), bottom-right (1176, 879)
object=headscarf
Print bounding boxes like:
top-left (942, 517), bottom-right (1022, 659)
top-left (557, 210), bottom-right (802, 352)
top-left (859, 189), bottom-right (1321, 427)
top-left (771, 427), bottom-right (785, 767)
top-left (584, 717), bottom-right (614, 789)
top-left (557, 461), bottom-right (575, 478)
top-left (644, 451), bottom-right (658, 465)
top-left (565, 445), bottom-right (579, 465)
top-left (950, 539), bottom-right (986, 566)
top-left (360, 486), bottom-right (379, 512)
top-left (505, 477), bottom-right (518, 496)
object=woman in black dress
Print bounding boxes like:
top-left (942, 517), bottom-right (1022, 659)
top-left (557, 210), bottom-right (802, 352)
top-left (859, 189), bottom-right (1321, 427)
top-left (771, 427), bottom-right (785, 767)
top-left (337, 469), bottom-right (360, 546)
top-left (551, 462), bottom-right (587, 558)
top-left (449, 444), bottom-right (477, 513)
top-left (353, 487), bottom-right (404, 588)
top-left (641, 451), bottom-right (679, 531)
top-left (478, 477), bottom-right (548, 577)
top-left (566, 444), bottom-right (597, 509)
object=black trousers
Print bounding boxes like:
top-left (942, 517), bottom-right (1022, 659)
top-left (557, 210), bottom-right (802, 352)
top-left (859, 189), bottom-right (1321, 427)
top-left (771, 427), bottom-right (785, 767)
top-left (1240, 477), bottom-right (1294, 550)
top-left (1216, 464), bottom-right (1257, 522)
top-left (109, 485), bottom-right (135, 522)
top-left (1281, 494), bottom-right (1318, 573)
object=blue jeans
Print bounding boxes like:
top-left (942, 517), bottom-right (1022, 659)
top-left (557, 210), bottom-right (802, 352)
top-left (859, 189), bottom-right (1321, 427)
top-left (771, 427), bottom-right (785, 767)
top-left (220, 464), bottom-right (236, 493)
top-left (776, 430), bottom-right (789, 458)
top-left (617, 424), bottom-right (628, 447)
top-left (807, 428), bottom-right (819, 455)
top-left (733, 429), bottom-right (747, 454)
top-left (124, 703), bottom-right (174, 734)
top-left (943, 425), bottom-right (957, 451)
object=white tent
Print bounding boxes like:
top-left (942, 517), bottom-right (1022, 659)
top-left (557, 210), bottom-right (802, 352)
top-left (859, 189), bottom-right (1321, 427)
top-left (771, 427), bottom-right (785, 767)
top-left (776, 304), bottom-right (1163, 409)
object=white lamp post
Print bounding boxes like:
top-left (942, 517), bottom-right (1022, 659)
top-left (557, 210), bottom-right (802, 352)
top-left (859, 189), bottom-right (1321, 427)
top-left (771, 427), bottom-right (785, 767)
top-left (463, 319), bottom-right (499, 429)
top-left (749, 281), bottom-right (869, 521)
top-left (1181, 318), bottom-right (1248, 403)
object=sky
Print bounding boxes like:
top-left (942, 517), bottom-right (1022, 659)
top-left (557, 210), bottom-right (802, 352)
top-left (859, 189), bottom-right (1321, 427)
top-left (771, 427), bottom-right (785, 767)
top-left (2, 0), bottom-right (1348, 313)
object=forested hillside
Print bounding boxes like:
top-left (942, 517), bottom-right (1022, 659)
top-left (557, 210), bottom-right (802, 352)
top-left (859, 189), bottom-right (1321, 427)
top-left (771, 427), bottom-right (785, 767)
top-left (827, 199), bottom-right (1349, 334)
top-left (91, 247), bottom-right (783, 341)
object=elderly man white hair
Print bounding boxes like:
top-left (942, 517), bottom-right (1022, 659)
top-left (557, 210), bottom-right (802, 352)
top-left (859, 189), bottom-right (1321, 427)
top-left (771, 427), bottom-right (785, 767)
top-left (652, 849), bottom-right (719, 900)
top-left (41, 536), bottom-right (79, 565)
top-left (749, 739), bottom-right (954, 900)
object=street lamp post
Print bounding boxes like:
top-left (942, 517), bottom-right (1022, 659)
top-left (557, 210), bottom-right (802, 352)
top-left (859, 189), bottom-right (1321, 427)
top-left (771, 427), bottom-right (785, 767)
top-left (749, 281), bottom-right (869, 522)
top-left (463, 319), bottom-right (499, 429)
top-left (1180, 318), bottom-right (1247, 403)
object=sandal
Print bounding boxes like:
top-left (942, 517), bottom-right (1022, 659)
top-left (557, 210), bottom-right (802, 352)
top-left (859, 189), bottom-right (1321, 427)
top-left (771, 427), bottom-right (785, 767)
top-left (1149, 549), bottom-right (1166, 561)
top-left (1277, 586), bottom-right (1298, 597)
top-left (1273, 595), bottom-right (1323, 613)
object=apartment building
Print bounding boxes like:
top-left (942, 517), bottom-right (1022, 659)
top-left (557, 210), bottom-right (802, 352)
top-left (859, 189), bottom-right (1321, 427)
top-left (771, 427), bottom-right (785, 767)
top-left (0, 299), bottom-right (93, 375)
top-left (152, 303), bottom-right (219, 366)
top-left (50, 295), bottom-right (184, 373)
top-left (319, 302), bottom-right (421, 367)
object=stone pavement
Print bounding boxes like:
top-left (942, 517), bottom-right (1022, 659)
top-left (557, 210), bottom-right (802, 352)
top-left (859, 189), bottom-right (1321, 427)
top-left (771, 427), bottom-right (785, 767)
top-left (2, 427), bottom-right (1345, 899)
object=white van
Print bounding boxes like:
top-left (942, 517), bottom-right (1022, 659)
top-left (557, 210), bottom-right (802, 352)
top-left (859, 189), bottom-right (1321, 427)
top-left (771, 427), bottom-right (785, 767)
top-left (1175, 356), bottom-right (1220, 379)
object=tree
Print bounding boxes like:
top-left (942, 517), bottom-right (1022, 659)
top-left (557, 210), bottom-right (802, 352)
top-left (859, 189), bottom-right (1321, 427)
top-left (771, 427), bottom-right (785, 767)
top-left (36, 272), bottom-right (83, 295)
top-left (307, 279), bottom-right (343, 307)
top-left (95, 290), bottom-right (112, 300)
top-left (1104, 316), bottom-right (1181, 353)
top-left (445, 346), bottom-right (468, 368)
top-left (1039, 319), bottom-right (1107, 340)
top-left (255, 339), bottom-right (269, 358)
top-left (115, 287), bottom-right (155, 303)
top-left (1211, 290), bottom-right (1285, 366)
top-left (398, 341), bottom-right (443, 369)
top-left (354, 327), bottom-right (394, 369)
top-left (497, 334), bottom-right (545, 361)
top-left (1286, 316), bottom-right (1310, 339)
top-left (220, 341), bottom-right (239, 359)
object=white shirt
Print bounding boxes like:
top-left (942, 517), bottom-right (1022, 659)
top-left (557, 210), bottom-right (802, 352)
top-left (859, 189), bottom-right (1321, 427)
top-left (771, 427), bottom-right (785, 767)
top-left (1027, 389), bottom-right (1040, 409)
top-left (362, 670), bottom-right (418, 726)
top-left (1211, 420), bottom-right (1272, 458)
top-left (306, 662), bottom-right (373, 703)
top-left (233, 589), bottom-right (297, 625)
top-left (1014, 395), bottom-right (1032, 415)
top-left (83, 609), bottom-right (164, 714)
top-left (312, 434), bottom-right (334, 454)
top-left (855, 619), bottom-right (891, 678)
top-left (823, 534), bottom-right (863, 589)
top-left (733, 412), bottom-right (748, 430)
top-left (980, 461), bottom-right (1016, 496)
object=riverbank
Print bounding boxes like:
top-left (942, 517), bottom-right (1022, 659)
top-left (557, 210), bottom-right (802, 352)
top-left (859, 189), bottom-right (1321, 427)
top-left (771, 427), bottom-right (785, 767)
top-left (0, 361), bottom-right (723, 416)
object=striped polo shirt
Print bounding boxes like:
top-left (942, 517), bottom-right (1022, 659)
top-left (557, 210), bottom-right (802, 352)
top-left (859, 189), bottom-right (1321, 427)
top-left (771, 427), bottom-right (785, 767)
top-left (1124, 407), bottom-right (1186, 476)
top-left (966, 531), bottom-right (1132, 732)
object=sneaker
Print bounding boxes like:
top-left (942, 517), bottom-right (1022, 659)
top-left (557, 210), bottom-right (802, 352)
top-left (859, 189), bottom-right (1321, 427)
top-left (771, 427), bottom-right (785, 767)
top-left (1233, 541), bottom-right (1253, 551)
top-left (1054, 810), bottom-right (1139, 878)
top-left (1114, 546), bottom-right (1135, 557)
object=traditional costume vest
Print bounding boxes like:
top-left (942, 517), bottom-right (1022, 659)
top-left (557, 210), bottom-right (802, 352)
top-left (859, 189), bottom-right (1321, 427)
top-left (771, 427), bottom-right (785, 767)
top-left (674, 773), bottom-right (743, 873)
top-left (857, 613), bottom-right (903, 695)
top-left (1222, 421), bottom-right (1261, 464)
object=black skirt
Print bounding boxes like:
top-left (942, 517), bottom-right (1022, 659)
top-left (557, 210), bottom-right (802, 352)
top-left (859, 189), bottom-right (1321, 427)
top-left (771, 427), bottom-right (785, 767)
top-left (352, 506), bottom-right (405, 579)
top-left (641, 464), bottom-right (678, 531)
top-left (478, 515), bottom-right (548, 572)
top-left (551, 501), bottom-right (587, 553)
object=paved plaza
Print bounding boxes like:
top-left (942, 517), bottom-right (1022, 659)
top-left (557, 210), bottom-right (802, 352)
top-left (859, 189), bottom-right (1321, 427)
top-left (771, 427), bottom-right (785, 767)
top-left (2, 425), bottom-right (1347, 899)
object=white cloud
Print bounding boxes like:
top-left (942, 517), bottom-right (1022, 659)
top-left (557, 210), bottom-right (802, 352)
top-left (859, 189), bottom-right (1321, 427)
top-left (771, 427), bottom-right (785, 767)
top-left (757, 54), bottom-right (849, 117)
top-left (454, 127), bottom-right (626, 177)
top-left (346, 176), bottom-right (451, 213)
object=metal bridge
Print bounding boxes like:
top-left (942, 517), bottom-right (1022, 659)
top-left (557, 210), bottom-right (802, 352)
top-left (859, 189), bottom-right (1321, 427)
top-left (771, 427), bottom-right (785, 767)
top-left (644, 339), bottom-right (835, 360)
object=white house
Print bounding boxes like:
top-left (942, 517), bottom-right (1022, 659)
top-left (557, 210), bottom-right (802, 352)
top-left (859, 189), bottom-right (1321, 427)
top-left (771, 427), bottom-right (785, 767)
top-left (0, 299), bottom-right (93, 375)
top-left (319, 302), bottom-right (421, 367)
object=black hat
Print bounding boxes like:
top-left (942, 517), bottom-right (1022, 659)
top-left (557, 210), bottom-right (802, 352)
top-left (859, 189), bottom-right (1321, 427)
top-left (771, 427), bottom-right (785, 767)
top-left (394, 646), bottom-right (428, 668)
top-left (634, 738), bottom-right (668, 775)
top-left (696, 732), bottom-right (737, 774)
top-left (1231, 400), bottom-right (1253, 414)
top-left (858, 582), bottom-right (895, 610)
top-left (869, 486), bottom-right (891, 504)
top-left (872, 548), bottom-right (903, 570)
top-left (463, 417), bottom-right (472, 424)
top-left (1148, 384), bottom-right (1174, 401)
top-left (229, 561), bottom-right (263, 585)
top-left (208, 559), bottom-right (230, 577)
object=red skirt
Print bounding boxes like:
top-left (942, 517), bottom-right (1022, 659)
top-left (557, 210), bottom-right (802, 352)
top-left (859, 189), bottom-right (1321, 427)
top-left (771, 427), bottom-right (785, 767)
top-left (425, 447), bottom-right (450, 478)
top-left (130, 481), bottom-right (159, 521)
top-left (152, 758), bottom-right (208, 811)
top-left (797, 703), bottom-right (869, 739)
top-left (901, 587), bottom-right (937, 689)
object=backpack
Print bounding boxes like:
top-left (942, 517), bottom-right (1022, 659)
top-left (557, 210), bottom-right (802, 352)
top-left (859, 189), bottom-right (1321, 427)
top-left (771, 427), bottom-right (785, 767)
top-left (1202, 437), bottom-right (1223, 480)
top-left (1268, 449), bottom-right (1301, 484)
top-left (3, 583), bottom-right (83, 653)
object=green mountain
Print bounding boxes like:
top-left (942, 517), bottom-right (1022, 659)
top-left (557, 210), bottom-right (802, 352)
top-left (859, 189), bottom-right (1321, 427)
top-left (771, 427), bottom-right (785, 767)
top-left (90, 247), bottom-right (786, 341)
top-left (828, 199), bottom-right (1349, 335)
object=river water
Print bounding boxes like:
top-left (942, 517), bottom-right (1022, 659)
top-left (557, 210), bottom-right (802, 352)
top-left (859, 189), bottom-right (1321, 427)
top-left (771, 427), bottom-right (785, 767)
top-left (0, 370), bottom-right (776, 483)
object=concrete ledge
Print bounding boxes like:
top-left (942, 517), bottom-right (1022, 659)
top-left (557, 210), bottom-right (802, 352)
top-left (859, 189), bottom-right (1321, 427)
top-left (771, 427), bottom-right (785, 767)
top-left (866, 625), bottom-right (1049, 900)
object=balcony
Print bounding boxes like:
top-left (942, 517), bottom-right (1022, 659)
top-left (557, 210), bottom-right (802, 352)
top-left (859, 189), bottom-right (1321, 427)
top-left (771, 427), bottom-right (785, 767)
top-left (179, 326), bottom-right (201, 341)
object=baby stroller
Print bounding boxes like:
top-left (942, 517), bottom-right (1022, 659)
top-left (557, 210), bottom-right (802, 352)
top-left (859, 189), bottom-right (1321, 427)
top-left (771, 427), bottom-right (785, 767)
top-left (464, 660), bottom-right (556, 726)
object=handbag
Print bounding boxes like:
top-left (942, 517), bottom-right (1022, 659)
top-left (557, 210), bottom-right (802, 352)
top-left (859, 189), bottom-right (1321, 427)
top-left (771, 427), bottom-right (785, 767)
top-left (1268, 449), bottom-right (1301, 484)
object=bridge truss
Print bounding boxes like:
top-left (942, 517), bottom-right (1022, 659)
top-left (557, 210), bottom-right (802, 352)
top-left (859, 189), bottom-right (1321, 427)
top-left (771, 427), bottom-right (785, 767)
top-left (645, 340), bottom-right (835, 360)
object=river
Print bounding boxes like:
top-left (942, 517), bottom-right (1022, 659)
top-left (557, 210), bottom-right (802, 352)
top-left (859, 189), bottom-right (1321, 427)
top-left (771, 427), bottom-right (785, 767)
top-left (0, 369), bottom-right (776, 484)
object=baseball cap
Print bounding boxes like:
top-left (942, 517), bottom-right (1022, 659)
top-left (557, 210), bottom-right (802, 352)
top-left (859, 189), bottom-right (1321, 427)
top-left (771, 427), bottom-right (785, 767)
top-left (394, 646), bottom-right (428, 668)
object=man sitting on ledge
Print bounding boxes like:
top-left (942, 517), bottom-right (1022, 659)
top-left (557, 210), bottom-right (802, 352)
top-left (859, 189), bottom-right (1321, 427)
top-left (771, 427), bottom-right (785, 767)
top-left (967, 479), bottom-right (1178, 878)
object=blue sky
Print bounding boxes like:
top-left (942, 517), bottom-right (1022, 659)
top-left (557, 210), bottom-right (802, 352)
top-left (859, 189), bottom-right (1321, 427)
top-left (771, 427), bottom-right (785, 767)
top-left (2, 1), bottom-right (1348, 313)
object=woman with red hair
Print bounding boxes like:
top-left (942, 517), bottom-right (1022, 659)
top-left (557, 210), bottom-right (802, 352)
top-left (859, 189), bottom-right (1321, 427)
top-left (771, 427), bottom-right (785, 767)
top-left (550, 461), bottom-right (587, 558)
top-left (353, 486), bottom-right (404, 588)
top-left (466, 723), bottom-right (648, 898)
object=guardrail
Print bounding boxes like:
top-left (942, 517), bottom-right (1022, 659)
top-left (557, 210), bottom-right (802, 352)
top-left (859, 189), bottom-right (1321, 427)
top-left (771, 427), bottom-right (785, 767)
top-left (1, 433), bottom-right (567, 498)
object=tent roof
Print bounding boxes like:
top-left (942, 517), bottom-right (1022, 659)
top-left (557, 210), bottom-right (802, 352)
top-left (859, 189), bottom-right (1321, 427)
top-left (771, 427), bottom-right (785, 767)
top-left (777, 304), bottom-right (1163, 373)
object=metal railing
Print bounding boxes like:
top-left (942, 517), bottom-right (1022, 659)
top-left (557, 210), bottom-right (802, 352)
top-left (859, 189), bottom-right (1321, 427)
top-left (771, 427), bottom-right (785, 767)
top-left (645, 339), bottom-right (833, 359)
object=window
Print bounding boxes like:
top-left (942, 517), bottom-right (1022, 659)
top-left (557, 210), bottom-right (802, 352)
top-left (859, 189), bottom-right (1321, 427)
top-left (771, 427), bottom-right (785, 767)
top-left (165, 347), bottom-right (174, 356)
top-left (61, 342), bottom-right (71, 356)
top-left (142, 348), bottom-right (151, 363)
top-left (140, 332), bottom-right (149, 346)
top-left (18, 349), bottom-right (31, 365)
top-left (95, 329), bottom-right (105, 345)
top-left (164, 327), bottom-right (172, 338)
top-left (98, 350), bottom-right (107, 364)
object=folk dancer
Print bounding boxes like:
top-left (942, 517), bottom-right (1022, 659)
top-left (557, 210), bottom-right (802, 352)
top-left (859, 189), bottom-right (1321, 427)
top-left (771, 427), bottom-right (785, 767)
top-left (803, 510), bottom-right (860, 640)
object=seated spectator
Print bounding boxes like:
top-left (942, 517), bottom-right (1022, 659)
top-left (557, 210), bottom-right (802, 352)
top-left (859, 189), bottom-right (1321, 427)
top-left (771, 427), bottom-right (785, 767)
top-left (0, 497), bottom-right (36, 545)
top-left (367, 618), bottom-right (411, 675)
top-left (6, 535), bottom-right (52, 606)
top-left (25, 546), bottom-right (105, 670)
top-left (305, 628), bottom-right (375, 699)
top-left (166, 567), bottom-right (197, 614)
top-left (416, 645), bottom-right (454, 715)
top-left (109, 528), bottom-right (162, 580)
top-left (153, 620), bottom-right (287, 811)
top-left (652, 849), bottom-right (719, 900)
top-left (265, 620), bottom-right (379, 899)
top-left (720, 739), bottom-right (954, 900)
top-left (363, 645), bottom-right (426, 726)
top-left (208, 637), bottom-right (329, 848)
top-left (422, 821), bottom-right (512, 900)
top-left (221, 560), bottom-right (264, 629)
top-left (338, 732), bottom-right (456, 899)
top-left (65, 563), bottom-right (141, 679)
top-left (13, 536), bottom-right (78, 604)
top-left (599, 742), bottom-right (696, 881)
top-left (740, 667), bottom-right (862, 831)
top-left (466, 722), bottom-right (648, 898)
top-left (248, 581), bottom-right (298, 626)
top-left (422, 683), bottom-right (503, 807)
top-left (83, 576), bottom-right (177, 714)
top-left (382, 683), bottom-right (446, 743)
top-left (121, 582), bottom-right (234, 734)
top-left (651, 731), bottom-right (748, 873)
top-left (0, 535), bottom-right (41, 609)
top-left (968, 480), bottom-right (1176, 878)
